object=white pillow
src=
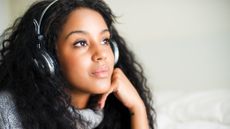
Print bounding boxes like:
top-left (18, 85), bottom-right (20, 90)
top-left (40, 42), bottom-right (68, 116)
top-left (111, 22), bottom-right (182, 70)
top-left (155, 89), bottom-right (230, 129)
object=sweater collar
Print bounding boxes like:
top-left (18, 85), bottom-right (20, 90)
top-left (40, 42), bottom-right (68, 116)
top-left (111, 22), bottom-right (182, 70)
top-left (69, 107), bottom-right (104, 129)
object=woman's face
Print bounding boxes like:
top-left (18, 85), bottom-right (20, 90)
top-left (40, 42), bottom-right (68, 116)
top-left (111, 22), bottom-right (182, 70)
top-left (56, 8), bottom-right (114, 94)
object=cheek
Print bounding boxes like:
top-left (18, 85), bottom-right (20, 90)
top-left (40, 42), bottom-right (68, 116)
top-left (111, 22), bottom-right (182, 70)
top-left (58, 52), bottom-right (90, 78)
top-left (61, 55), bottom-right (94, 91)
top-left (65, 56), bottom-right (90, 74)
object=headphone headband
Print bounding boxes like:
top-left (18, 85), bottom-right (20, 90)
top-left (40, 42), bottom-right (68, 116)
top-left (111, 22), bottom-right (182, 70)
top-left (33, 0), bottom-right (59, 35)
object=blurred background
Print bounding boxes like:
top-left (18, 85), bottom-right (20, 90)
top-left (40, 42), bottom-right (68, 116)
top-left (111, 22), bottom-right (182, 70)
top-left (1, 0), bottom-right (230, 129)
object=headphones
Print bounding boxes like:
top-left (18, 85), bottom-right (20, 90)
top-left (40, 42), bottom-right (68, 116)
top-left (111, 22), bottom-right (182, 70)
top-left (32, 0), bottom-right (119, 75)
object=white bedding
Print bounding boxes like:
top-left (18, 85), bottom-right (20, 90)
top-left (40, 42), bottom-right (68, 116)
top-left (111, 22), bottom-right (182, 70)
top-left (155, 89), bottom-right (230, 129)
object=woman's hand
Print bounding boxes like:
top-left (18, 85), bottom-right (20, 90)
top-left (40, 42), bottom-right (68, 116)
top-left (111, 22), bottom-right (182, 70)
top-left (98, 68), bottom-right (149, 129)
top-left (98, 68), bottom-right (144, 112)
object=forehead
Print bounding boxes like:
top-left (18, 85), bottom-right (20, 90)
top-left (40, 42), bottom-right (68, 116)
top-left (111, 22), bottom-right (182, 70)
top-left (61, 8), bottom-right (108, 33)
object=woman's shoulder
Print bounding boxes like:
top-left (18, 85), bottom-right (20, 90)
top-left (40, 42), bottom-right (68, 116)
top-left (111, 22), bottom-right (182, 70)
top-left (0, 90), bottom-right (23, 129)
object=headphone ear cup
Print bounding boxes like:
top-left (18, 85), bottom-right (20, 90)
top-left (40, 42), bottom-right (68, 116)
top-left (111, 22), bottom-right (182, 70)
top-left (110, 40), bottom-right (119, 65)
top-left (33, 48), bottom-right (56, 75)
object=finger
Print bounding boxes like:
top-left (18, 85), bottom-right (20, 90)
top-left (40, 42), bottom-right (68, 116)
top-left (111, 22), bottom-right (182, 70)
top-left (98, 92), bottom-right (109, 109)
top-left (98, 87), bottom-right (114, 109)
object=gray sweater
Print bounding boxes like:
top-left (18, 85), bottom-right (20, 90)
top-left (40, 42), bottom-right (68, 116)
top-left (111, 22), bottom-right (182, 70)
top-left (0, 91), bottom-right (103, 129)
top-left (0, 91), bottom-right (23, 129)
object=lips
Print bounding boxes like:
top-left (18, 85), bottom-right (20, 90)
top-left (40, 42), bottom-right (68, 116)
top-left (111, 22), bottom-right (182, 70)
top-left (91, 65), bottom-right (110, 78)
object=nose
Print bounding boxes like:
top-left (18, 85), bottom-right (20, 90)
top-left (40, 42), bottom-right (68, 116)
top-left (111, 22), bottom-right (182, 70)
top-left (92, 44), bottom-right (107, 62)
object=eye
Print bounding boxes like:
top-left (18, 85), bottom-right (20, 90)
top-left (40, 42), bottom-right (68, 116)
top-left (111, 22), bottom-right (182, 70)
top-left (101, 38), bottom-right (110, 45)
top-left (73, 40), bottom-right (88, 47)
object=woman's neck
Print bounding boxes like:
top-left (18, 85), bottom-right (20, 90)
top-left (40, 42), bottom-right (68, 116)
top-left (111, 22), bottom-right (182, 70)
top-left (69, 90), bottom-right (91, 109)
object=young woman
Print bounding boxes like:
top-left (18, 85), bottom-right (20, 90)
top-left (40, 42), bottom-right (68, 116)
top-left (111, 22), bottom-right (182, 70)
top-left (0, 0), bottom-right (155, 129)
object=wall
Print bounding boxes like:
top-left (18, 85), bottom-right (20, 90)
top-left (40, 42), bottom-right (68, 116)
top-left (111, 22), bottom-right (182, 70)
top-left (9, 0), bottom-right (34, 22)
top-left (0, 0), bottom-right (33, 34)
top-left (106, 0), bottom-right (230, 91)
top-left (0, 0), bottom-right (11, 34)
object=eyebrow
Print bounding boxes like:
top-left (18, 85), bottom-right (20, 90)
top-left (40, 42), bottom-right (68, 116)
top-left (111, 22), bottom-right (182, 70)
top-left (65, 29), bottom-right (110, 40)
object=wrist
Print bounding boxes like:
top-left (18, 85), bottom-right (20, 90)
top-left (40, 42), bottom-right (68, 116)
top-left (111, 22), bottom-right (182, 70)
top-left (129, 101), bottom-right (146, 116)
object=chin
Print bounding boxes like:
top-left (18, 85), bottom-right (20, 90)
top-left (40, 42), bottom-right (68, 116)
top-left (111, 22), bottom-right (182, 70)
top-left (92, 82), bottom-right (111, 94)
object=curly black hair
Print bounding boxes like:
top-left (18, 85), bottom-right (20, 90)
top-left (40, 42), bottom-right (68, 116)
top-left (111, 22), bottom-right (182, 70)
top-left (0, 0), bottom-right (156, 129)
